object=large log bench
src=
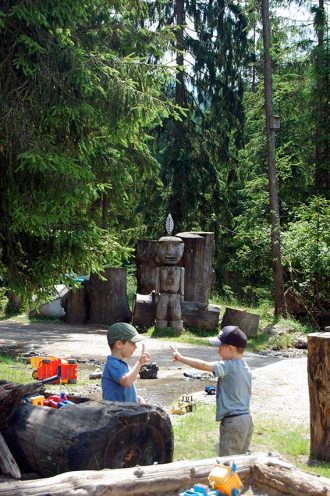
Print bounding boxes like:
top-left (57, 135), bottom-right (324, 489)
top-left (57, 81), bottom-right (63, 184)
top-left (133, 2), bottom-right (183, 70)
top-left (3, 399), bottom-right (173, 477)
top-left (0, 453), bottom-right (329, 495)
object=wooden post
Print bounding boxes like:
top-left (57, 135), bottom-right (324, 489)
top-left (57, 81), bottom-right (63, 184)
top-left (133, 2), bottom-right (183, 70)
top-left (176, 232), bottom-right (215, 305)
top-left (85, 268), bottom-right (131, 325)
top-left (307, 332), bottom-right (330, 460)
top-left (62, 287), bottom-right (88, 324)
top-left (135, 240), bottom-right (158, 294)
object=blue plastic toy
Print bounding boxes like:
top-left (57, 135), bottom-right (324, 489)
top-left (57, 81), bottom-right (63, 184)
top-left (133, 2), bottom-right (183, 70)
top-left (204, 385), bottom-right (216, 395)
top-left (180, 484), bottom-right (220, 496)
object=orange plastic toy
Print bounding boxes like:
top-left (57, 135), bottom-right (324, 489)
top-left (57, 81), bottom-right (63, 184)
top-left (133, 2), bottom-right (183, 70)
top-left (208, 463), bottom-right (242, 496)
top-left (31, 356), bottom-right (77, 384)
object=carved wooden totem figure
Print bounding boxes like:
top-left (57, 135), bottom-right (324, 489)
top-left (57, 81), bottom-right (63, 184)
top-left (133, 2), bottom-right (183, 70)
top-left (155, 236), bottom-right (185, 332)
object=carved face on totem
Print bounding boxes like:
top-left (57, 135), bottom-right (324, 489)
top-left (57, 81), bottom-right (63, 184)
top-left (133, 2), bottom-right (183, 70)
top-left (156, 236), bottom-right (184, 266)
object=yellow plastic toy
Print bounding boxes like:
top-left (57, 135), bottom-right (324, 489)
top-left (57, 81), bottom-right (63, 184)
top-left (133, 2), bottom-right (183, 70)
top-left (30, 356), bottom-right (57, 369)
top-left (29, 395), bottom-right (45, 406)
top-left (208, 463), bottom-right (242, 496)
top-left (170, 395), bottom-right (196, 415)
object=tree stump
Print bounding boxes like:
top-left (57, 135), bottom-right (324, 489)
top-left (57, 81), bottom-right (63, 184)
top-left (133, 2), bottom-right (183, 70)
top-left (85, 268), bottom-right (131, 325)
top-left (132, 293), bottom-right (156, 328)
top-left (4, 400), bottom-right (173, 477)
top-left (221, 307), bottom-right (260, 337)
top-left (135, 240), bottom-right (158, 294)
top-left (308, 332), bottom-right (330, 460)
top-left (132, 294), bottom-right (220, 331)
top-left (176, 232), bottom-right (215, 305)
top-left (62, 287), bottom-right (88, 324)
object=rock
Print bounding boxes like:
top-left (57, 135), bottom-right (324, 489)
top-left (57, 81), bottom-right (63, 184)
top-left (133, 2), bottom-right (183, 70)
top-left (89, 370), bottom-right (102, 380)
top-left (292, 335), bottom-right (308, 349)
top-left (263, 324), bottom-right (296, 336)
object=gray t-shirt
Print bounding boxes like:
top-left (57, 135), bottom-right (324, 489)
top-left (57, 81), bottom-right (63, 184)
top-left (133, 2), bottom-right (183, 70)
top-left (213, 358), bottom-right (252, 421)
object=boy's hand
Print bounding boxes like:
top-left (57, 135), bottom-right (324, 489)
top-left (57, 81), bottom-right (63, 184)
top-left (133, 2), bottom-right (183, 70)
top-left (138, 344), bottom-right (150, 366)
top-left (170, 345), bottom-right (182, 362)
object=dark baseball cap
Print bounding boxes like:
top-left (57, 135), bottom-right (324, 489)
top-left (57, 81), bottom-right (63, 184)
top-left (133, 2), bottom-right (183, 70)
top-left (107, 322), bottom-right (144, 346)
top-left (208, 326), bottom-right (247, 348)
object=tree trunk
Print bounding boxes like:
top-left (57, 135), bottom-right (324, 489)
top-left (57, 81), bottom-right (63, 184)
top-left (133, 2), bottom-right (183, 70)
top-left (261, 0), bottom-right (286, 318)
top-left (221, 307), bottom-right (260, 337)
top-left (4, 400), bottom-right (173, 477)
top-left (135, 240), bottom-right (159, 294)
top-left (307, 332), bottom-right (330, 460)
top-left (85, 268), bottom-right (131, 325)
top-left (62, 287), bottom-right (88, 324)
top-left (175, 0), bottom-right (185, 107)
top-left (314, 0), bottom-right (330, 193)
top-left (176, 232), bottom-right (215, 305)
top-left (132, 293), bottom-right (220, 331)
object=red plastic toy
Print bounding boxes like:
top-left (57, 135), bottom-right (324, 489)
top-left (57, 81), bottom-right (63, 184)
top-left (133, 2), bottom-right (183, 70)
top-left (31, 356), bottom-right (77, 384)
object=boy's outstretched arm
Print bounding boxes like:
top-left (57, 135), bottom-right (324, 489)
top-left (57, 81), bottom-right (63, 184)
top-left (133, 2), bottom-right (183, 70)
top-left (170, 345), bottom-right (214, 372)
top-left (120, 344), bottom-right (150, 388)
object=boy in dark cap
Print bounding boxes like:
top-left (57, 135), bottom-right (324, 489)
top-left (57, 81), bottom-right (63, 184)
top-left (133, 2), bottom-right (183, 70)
top-left (170, 325), bottom-right (253, 456)
top-left (102, 322), bottom-right (150, 404)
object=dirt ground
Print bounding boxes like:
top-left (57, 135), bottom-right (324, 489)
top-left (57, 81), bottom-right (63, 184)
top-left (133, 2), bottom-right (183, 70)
top-left (0, 320), bottom-right (309, 426)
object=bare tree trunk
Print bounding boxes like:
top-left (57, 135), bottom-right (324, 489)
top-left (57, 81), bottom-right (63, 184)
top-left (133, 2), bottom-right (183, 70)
top-left (261, 0), bottom-right (286, 317)
top-left (314, 0), bottom-right (329, 193)
top-left (175, 0), bottom-right (185, 107)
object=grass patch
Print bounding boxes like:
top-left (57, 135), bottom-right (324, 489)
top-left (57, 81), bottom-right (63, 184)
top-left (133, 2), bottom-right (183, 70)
top-left (173, 403), bottom-right (218, 460)
top-left (0, 354), bottom-right (34, 384)
top-left (173, 402), bottom-right (330, 479)
top-left (0, 354), bottom-right (94, 390)
top-left (147, 326), bottom-right (213, 346)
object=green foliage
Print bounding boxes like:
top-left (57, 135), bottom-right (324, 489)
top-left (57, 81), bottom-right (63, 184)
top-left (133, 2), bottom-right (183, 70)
top-left (0, 288), bottom-right (8, 316)
top-left (0, 0), bottom-right (175, 299)
top-left (282, 196), bottom-right (330, 317)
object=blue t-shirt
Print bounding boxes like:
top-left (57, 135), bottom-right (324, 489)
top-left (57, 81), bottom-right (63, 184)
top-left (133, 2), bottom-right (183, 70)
top-left (213, 358), bottom-right (252, 421)
top-left (102, 355), bottom-right (138, 402)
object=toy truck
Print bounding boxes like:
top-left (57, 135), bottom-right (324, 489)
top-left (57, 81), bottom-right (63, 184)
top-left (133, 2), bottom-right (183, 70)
top-left (31, 356), bottom-right (77, 384)
top-left (170, 395), bottom-right (197, 415)
top-left (180, 463), bottom-right (242, 496)
top-left (204, 385), bottom-right (216, 395)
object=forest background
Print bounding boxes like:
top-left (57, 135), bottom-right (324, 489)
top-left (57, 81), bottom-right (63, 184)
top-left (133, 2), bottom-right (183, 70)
top-left (0, 0), bottom-right (329, 326)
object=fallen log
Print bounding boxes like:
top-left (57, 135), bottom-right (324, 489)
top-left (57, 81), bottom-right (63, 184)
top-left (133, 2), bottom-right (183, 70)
top-left (4, 399), bottom-right (173, 477)
top-left (251, 461), bottom-right (330, 496)
top-left (0, 453), bottom-right (329, 496)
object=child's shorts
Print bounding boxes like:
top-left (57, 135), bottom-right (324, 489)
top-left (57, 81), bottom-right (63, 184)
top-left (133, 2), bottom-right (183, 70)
top-left (219, 413), bottom-right (253, 456)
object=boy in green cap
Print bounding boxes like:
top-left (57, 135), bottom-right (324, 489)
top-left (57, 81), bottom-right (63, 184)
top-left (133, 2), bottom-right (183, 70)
top-left (102, 322), bottom-right (150, 404)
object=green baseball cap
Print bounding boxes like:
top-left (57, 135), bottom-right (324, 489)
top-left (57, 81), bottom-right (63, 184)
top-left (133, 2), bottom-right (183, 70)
top-left (107, 322), bottom-right (144, 346)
